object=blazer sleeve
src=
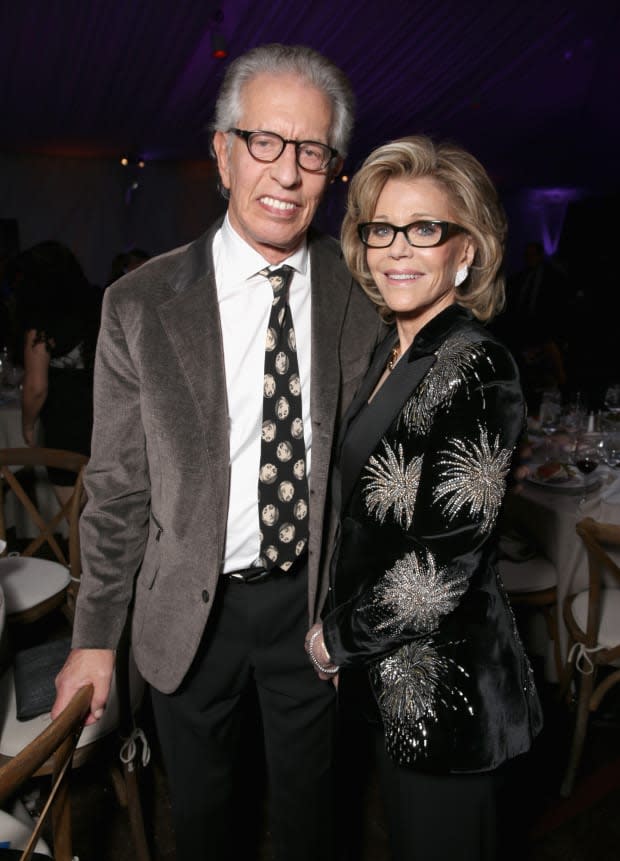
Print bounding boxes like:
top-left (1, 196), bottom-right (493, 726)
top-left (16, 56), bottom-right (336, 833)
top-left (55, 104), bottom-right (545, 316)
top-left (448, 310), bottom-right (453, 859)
top-left (323, 338), bottom-right (525, 667)
top-left (72, 288), bottom-right (151, 649)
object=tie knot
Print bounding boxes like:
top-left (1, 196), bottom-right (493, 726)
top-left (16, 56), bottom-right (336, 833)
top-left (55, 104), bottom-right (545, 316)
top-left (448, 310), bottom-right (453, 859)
top-left (259, 265), bottom-right (293, 297)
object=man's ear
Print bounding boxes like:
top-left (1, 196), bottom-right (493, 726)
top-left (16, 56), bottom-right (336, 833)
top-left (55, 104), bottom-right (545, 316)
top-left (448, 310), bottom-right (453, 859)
top-left (212, 131), bottom-right (231, 190)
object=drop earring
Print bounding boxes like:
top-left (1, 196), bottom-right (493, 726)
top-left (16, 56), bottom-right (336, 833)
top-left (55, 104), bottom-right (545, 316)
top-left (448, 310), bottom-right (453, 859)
top-left (455, 266), bottom-right (469, 287)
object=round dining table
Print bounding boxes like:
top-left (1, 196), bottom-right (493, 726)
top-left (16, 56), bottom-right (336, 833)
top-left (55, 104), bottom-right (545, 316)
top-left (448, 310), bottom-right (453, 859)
top-left (503, 462), bottom-right (620, 678)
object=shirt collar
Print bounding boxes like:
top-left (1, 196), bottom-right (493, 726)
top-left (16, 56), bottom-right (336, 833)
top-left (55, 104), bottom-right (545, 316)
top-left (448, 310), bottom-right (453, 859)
top-left (220, 213), bottom-right (309, 284)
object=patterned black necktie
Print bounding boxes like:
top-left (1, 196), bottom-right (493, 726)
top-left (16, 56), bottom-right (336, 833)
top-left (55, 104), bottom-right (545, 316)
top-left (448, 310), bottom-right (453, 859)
top-left (257, 265), bottom-right (309, 571)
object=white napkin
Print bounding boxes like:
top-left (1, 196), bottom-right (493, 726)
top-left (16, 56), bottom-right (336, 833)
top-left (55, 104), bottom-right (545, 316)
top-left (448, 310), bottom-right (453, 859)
top-left (0, 538), bottom-right (6, 554)
top-left (599, 466), bottom-right (620, 503)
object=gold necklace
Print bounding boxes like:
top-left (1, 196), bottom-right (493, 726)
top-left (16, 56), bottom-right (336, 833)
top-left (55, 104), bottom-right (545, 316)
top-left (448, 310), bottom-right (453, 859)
top-left (387, 344), bottom-right (401, 372)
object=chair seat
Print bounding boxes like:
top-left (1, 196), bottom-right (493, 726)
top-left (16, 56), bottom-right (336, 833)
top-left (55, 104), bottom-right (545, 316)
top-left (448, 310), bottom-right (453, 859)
top-left (0, 807), bottom-right (51, 856)
top-left (499, 556), bottom-right (557, 593)
top-left (569, 589), bottom-right (620, 658)
top-left (0, 663), bottom-right (145, 759)
top-left (0, 557), bottom-right (70, 615)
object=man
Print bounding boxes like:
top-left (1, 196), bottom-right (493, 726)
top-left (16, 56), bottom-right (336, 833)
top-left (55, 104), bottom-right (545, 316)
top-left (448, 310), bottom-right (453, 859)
top-left (52, 43), bottom-right (382, 860)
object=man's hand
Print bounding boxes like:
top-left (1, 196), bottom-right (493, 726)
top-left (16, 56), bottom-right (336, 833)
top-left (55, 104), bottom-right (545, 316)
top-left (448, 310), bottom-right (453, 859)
top-left (52, 648), bottom-right (116, 725)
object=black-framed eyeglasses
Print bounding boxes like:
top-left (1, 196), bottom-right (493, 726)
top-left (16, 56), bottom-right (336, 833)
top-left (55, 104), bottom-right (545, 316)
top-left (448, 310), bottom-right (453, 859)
top-left (228, 128), bottom-right (339, 172)
top-left (358, 220), bottom-right (466, 249)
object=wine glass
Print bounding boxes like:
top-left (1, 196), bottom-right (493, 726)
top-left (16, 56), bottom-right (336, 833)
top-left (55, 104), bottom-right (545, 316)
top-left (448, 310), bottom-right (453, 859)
top-left (604, 384), bottom-right (620, 415)
top-left (539, 390), bottom-right (561, 458)
top-left (602, 433), bottom-right (620, 469)
top-left (561, 393), bottom-right (586, 434)
top-left (559, 397), bottom-right (587, 462)
top-left (573, 435), bottom-right (601, 504)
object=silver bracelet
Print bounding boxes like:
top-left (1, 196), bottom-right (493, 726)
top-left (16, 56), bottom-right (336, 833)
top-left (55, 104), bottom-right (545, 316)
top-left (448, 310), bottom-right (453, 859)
top-left (308, 629), bottom-right (339, 675)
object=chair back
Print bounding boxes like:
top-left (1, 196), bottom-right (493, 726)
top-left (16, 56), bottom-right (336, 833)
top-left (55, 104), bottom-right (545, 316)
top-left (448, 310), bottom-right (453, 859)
top-left (575, 517), bottom-right (620, 649)
top-left (0, 684), bottom-right (92, 861)
top-left (0, 447), bottom-right (88, 586)
top-left (561, 519), bottom-right (620, 796)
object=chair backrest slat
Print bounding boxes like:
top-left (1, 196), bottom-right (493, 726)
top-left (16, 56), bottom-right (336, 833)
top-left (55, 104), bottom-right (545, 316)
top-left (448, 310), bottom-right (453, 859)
top-left (0, 446), bottom-right (89, 621)
top-left (0, 685), bottom-right (92, 861)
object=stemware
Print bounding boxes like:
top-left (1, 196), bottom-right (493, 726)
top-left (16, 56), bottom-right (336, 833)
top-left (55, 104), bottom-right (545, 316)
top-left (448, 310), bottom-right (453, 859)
top-left (539, 390), bottom-right (561, 433)
top-left (602, 433), bottom-right (620, 469)
top-left (573, 435), bottom-right (602, 504)
top-left (539, 390), bottom-right (562, 459)
top-left (561, 394), bottom-right (586, 435)
top-left (604, 384), bottom-right (620, 415)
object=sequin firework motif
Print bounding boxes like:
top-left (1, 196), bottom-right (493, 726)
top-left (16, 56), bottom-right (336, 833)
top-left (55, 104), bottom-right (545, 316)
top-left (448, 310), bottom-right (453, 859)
top-left (371, 638), bottom-right (472, 764)
top-left (368, 549), bottom-right (468, 635)
top-left (434, 426), bottom-right (511, 534)
top-left (363, 440), bottom-right (422, 528)
top-left (401, 333), bottom-right (493, 437)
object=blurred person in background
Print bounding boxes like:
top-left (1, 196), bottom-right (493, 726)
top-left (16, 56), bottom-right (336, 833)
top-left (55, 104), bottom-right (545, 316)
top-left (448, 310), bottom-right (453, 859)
top-left (15, 240), bottom-right (102, 505)
top-left (106, 246), bottom-right (151, 287)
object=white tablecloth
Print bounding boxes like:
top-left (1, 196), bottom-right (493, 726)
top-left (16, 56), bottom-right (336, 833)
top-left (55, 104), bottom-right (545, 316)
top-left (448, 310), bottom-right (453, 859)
top-left (0, 394), bottom-right (67, 539)
top-left (0, 393), bottom-right (23, 448)
top-left (504, 466), bottom-right (620, 674)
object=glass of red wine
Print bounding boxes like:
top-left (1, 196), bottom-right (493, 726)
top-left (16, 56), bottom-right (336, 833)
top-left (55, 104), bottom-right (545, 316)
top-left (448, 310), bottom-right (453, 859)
top-left (573, 435), bottom-right (601, 504)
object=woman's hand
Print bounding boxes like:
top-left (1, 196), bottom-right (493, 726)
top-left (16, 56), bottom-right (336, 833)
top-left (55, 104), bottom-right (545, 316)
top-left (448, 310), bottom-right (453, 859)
top-left (22, 423), bottom-right (37, 447)
top-left (304, 622), bottom-right (339, 684)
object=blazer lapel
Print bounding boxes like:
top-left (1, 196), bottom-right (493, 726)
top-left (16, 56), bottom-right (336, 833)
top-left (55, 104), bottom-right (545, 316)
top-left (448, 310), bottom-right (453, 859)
top-left (336, 331), bottom-right (395, 453)
top-left (308, 234), bottom-right (352, 477)
top-left (339, 348), bottom-right (436, 512)
top-left (309, 236), bottom-right (350, 439)
top-left (155, 224), bottom-right (230, 531)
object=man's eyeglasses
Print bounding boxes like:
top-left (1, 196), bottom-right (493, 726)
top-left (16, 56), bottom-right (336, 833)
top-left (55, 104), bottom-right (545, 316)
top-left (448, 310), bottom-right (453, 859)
top-left (228, 128), bottom-right (339, 172)
top-left (358, 220), bottom-right (466, 249)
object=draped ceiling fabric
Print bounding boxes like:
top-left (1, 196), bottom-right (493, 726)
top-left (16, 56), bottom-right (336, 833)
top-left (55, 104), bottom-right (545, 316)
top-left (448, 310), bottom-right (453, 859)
top-left (0, 0), bottom-right (618, 284)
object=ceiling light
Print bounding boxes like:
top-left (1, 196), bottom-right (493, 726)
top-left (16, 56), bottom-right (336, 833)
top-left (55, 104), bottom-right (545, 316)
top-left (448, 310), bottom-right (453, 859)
top-left (211, 32), bottom-right (228, 59)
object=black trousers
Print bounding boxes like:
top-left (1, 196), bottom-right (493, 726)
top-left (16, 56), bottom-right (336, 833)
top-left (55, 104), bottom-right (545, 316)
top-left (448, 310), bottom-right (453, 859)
top-left (376, 735), bottom-right (500, 861)
top-left (151, 568), bottom-right (337, 861)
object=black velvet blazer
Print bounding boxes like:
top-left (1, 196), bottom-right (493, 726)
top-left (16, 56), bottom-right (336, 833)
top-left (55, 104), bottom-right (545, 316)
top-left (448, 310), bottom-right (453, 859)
top-left (323, 304), bottom-right (543, 773)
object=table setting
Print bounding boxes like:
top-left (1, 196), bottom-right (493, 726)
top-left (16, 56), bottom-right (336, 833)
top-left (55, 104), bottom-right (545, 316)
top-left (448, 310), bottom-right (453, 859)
top-left (502, 393), bottom-right (620, 678)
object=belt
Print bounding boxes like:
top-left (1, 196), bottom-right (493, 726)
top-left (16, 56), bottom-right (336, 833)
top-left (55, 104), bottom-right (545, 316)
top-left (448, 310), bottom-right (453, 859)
top-left (222, 553), bottom-right (308, 585)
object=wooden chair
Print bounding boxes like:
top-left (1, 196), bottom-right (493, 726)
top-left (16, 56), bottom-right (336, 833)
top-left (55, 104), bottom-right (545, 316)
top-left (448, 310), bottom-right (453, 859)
top-left (0, 449), bottom-right (151, 859)
top-left (0, 448), bottom-right (88, 624)
top-left (560, 517), bottom-right (620, 797)
top-left (499, 555), bottom-right (563, 682)
top-left (0, 630), bottom-right (151, 861)
top-left (0, 684), bottom-right (92, 860)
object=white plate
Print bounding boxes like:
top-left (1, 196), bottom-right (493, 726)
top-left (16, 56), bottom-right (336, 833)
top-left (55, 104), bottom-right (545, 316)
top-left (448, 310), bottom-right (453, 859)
top-left (525, 470), bottom-right (602, 495)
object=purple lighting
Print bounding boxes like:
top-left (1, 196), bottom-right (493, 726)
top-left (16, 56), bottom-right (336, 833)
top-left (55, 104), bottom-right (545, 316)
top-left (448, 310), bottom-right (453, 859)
top-left (525, 188), bottom-right (584, 256)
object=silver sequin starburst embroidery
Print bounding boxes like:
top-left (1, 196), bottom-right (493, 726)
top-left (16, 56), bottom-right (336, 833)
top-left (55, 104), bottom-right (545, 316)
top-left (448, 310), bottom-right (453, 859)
top-left (370, 638), bottom-right (472, 764)
top-left (368, 549), bottom-right (468, 635)
top-left (433, 426), bottom-right (511, 534)
top-left (362, 440), bottom-right (422, 528)
top-left (402, 333), bottom-right (493, 437)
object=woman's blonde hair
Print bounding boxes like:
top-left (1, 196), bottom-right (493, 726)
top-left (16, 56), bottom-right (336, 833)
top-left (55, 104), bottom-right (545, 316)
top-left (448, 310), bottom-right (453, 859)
top-left (341, 135), bottom-right (507, 321)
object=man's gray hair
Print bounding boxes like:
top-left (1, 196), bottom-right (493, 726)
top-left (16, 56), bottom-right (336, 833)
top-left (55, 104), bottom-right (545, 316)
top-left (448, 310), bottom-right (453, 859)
top-left (212, 43), bottom-right (355, 158)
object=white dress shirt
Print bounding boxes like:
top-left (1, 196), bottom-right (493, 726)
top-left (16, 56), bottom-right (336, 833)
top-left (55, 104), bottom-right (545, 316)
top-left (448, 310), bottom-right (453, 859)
top-left (213, 215), bottom-right (313, 573)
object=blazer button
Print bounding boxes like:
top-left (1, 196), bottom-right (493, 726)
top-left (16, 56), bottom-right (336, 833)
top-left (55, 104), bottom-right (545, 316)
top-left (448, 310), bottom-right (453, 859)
top-left (201, 589), bottom-right (210, 603)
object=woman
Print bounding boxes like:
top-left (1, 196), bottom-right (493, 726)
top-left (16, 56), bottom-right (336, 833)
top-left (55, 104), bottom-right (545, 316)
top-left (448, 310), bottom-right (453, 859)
top-left (305, 137), bottom-right (543, 859)
top-left (17, 241), bottom-right (101, 505)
